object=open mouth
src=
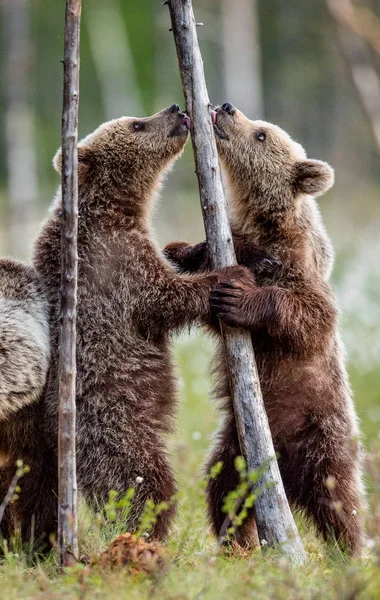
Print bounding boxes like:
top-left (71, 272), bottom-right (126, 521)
top-left (169, 113), bottom-right (191, 137)
top-left (211, 110), bottom-right (228, 140)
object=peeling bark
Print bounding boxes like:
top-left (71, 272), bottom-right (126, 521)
top-left (58, 0), bottom-right (81, 568)
top-left (167, 0), bottom-right (306, 564)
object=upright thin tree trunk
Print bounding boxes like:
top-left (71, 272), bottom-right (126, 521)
top-left (2, 0), bottom-right (38, 259)
top-left (221, 0), bottom-right (263, 119)
top-left (58, 0), bottom-right (81, 568)
top-left (167, 0), bottom-right (306, 564)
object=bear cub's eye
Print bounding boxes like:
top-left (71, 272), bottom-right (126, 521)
top-left (133, 122), bottom-right (144, 131)
top-left (256, 132), bottom-right (266, 142)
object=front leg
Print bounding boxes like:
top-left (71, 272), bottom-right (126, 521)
top-left (232, 235), bottom-right (281, 278)
top-left (164, 237), bottom-right (281, 278)
top-left (211, 277), bottom-right (337, 355)
top-left (210, 280), bottom-right (259, 329)
top-left (164, 240), bottom-right (210, 273)
top-left (137, 264), bottom-right (254, 340)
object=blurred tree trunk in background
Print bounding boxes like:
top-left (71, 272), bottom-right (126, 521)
top-left (327, 0), bottom-right (380, 155)
top-left (86, 0), bottom-right (142, 119)
top-left (221, 0), bottom-right (263, 118)
top-left (3, 0), bottom-right (38, 259)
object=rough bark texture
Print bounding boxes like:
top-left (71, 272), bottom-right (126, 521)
top-left (58, 0), bottom-right (81, 567)
top-left (167, 0), bottom-right (306, 563)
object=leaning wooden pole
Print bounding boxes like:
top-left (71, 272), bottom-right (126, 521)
top-left (167, 0), bottom-right (306, 563)
top-left (58, 0), bottom-right (81, 567)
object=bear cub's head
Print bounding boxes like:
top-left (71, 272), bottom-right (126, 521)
top-left (212, 103), bottom-right (334, 215)
top-left (53, 104), bottom-right (190, 216)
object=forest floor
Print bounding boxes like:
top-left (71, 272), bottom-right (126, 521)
top-left (1, 334), bottom-right (379, 600)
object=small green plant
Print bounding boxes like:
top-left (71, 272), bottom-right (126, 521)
top-left (0, 459), bottom-right (31, 525)
top-left (218, 456), bottom-right (275, 541)
top-left (101, 487), bottom-right (172, 540)
top-left (0, 459), bottom-right (32, 559)
top-left (103, 488), bottom-right (135, 524)
top-left (208, 461), bottom-right (223, 480)
top-left (136, 499), bottom-right (170, 538)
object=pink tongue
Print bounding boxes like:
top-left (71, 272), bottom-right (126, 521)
top-left (211, 110), bottom-right (217, 124)
top-left (183, 115), bottom-right (191, 129)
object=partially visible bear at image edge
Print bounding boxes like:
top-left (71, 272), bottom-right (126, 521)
top-left (165, 104), bottom-right (366, 556)
top-left (0, 259), bottom-right (50, 423)
top-left (0, 259), bottom-right (51, 541)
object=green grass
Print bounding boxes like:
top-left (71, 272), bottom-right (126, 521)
top-left (1, 332), bottom-right (380, 599)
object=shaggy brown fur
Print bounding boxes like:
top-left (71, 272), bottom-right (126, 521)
top-left (0, 260), bottom-right (51, 542)
top-left (0, 260), bottom-right (50, 421)
top-left (164, 104), bottom-right (366, 556)
top-left (0, 105), bottom-right (248, 547)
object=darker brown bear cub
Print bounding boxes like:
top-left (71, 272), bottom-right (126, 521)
top-left (165, 103), bottom-right (366, 556)
top-left (1, 104), bottom-right (249, 546)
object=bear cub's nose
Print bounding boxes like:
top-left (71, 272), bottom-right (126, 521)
top-left (221, 102), bottom-right (236, 115)
top-left (168, 104), bottom-right (181, 113)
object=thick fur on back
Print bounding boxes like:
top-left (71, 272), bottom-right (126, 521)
top-left (0, 259), bottom-right (50, 422)
top-left (1, 105), bottom-right (248, 547)
top-left (165, 106), bottom-right (366, 556)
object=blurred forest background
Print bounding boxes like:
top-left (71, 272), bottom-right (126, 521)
top-left (0, 0), bottom-right (379, 450)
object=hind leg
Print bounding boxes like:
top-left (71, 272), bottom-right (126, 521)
top-left (306, 459), bottom-right (365, 556)
top-left (205, 414), bottom-right (259, 549)
top-left (281, 427), bottom-right (365, 556)
top-left (78, 429), bottom-right (177, 541)
top-left (7, 452), bottom-right (58, 551)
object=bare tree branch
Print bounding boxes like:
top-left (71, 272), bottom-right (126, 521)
top-left (167, 0), bottom-right (306, 564)
top-left (327, 0), bottom-right (380, 56)
top-left (58, 0), bottom-right (81, 568)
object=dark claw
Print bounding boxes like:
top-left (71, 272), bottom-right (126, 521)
top-left (261, 257), bottom-right (281, 269)
top-left (255, 257), bottom-right (282, 275)
top-left (212, 286), bottom-right (234, 294)
top-left (211, 298), bottom-right (237, 308)
top-left (211, 288), bottom-right (242, 299)
top-left (215, 281), bottom-right (240, 289)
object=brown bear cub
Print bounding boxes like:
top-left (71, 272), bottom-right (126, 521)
top-left (165, 103), bottom-right (366, 556)
top-left (0, 260), bottom-right (50, 422)
top-left (0, 104), bottom-right (249, 546)
top-left (0, 260), bottom-right (50, 541)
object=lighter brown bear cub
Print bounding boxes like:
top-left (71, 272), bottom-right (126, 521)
top-left (0, 260), bottom-right (51, 541)
top-left (165, 103), bottom-right (366, 556)
top-left (0, 260), bottom-right (50, 422)
top-left (0, 105), bottom-right (248, 546)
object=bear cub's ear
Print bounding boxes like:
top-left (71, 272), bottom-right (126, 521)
top-left (293, 159), bottom-right (334, 197)
top-left (53, 145), bottom-right (90, 175)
